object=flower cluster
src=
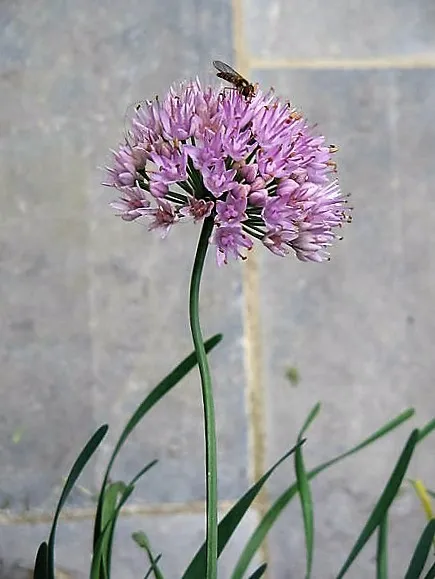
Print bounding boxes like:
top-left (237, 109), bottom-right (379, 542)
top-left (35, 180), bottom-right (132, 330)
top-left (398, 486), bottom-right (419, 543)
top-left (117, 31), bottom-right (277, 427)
top-left (104, 78), bottom-right (350, 265)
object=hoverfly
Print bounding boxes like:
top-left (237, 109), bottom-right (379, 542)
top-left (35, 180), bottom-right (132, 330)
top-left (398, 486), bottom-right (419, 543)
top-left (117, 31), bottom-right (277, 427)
top-left (213, 60), bottom-right (256, 100)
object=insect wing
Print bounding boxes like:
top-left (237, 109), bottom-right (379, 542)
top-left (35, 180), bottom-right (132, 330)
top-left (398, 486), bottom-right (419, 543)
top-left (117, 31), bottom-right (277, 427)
top-left (213, 60), bottom-right (248, 85)
top-left (213, 60), bottom-right (241, 77)
top-left (213, 59), bottom-right (255, 100)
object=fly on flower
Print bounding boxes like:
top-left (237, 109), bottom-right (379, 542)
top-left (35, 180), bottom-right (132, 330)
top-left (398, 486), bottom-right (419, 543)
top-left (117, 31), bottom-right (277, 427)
top-left (213, 60), bottom-right (256, 100)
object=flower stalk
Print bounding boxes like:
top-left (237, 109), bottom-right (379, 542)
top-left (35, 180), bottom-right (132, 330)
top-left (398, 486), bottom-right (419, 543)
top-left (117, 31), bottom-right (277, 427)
top-left (189, 213), bottom-right (218, 579)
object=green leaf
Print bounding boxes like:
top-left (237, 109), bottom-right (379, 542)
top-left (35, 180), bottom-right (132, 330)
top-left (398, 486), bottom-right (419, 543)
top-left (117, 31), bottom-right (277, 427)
top-left (129, 459), bottom-right (158, 487)
top-left (93, 461), bottom-right (158, 579)
top-left (33, 542), bottom-right (49, 579)
top-left (132, 531), bottom-right (164, 579)
top-left (404, 519), bottom-right (435, 579)
top-left (409, 479), bottom-right (435, 521)
top-left (99, 482), bottom-right (127, 578)
top-left (299, 403), bottom-right (321, 435)
top-left (182, 441), bottom-right (303, 579)
top-left (417, 419), bottom-right (435, 443)
top-left (102, 482), bottom-right (126, 530)
top-left (295, 404), bottom-right (320, 579)
top-left (232, 409), bottom-right (415, 578)
top-left (247, 563), bottom-right (268, 579)
top-left (313, 409), bottom-right (415, 477)
top-left (46, 424), bottom-right (108, 579)
top-left (108, 462), bottom-right (158, 577)
top-left (336, 430), bottom-right (419, 579)
top-left (376, 515), bottom-right (388, 579)
top-left (423, 560), bottom-right (435, 579)
top-left (144, 554), bottom-right (163, 579)
top-left (93, 334), bottom-right (222, 550)
top-left (90, 485), bottom-right (135, 579)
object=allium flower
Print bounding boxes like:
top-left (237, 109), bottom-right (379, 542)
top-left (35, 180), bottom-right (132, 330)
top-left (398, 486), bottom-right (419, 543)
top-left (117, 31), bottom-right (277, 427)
top-left (104, 78), bottom-right (351, 265)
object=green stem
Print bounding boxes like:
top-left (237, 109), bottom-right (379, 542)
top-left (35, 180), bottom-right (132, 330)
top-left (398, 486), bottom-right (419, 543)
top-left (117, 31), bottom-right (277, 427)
top-left (189, 214), bottom-right (218, 579)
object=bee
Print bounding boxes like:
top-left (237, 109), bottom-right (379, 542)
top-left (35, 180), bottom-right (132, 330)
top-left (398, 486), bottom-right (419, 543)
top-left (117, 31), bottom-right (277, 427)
top-left (213, 60), bottom-right (256, 100)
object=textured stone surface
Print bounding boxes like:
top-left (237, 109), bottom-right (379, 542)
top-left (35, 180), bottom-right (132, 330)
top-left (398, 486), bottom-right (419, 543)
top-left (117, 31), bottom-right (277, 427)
top-left (90, 230), bottom-right (249, 502)
top-left (0, 510), bottom-right (259, 578)
top-left (255, 68), bottom-right (435, 577)
top-left (0, 196), bottom-right (95, 512)
top-left (268, 495), bottom-right (430, 578)
top-left (0, 0), bottom-right (247, 512)
top-left (244, 0), bottom-right (435, 59)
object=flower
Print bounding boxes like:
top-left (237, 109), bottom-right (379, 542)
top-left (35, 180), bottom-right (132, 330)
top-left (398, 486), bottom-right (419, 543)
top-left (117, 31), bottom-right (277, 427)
top-left (104, 77), bottom-right (351, 265)
top-left (211, 224), bottom-right (253, 267)
top-left (109, 183), bottom-right (150, 222)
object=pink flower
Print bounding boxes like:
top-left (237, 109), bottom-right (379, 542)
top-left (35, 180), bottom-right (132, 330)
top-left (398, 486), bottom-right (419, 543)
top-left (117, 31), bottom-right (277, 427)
top-left (104, 76), bottom-right (350, 265)
top-left (146, 200), bottom-right (178, 238)
top-left (216, 185), bottom-right (248, 225)
top-left (211, 224), bottom-right (253, 266)
top-left (109, 183), bottom-right (150, 222)
top-left (103, 142), bottom-right (147, 190)
top-left (262, 194), bottom-right (299, 230)
top-left (263, 228), bottom-right (298, 257)
top-left (148, 142), bottom-right (188, 185)
top-left (179, 198), bottom-right (214, 222)
top-left (202, 161), bottom-right (237, 199)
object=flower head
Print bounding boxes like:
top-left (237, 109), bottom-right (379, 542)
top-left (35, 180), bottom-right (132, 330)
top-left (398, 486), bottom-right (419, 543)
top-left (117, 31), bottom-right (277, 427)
top-left (104, 77), bottom-right (351, 265)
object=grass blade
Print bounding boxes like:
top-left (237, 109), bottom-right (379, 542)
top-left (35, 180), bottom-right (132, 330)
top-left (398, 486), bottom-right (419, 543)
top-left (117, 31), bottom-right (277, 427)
top-left (95, 460), bottom-right (158, 579)
top-left (99, 482), bottom-right (127, 578)
top-left (376, 514), bottom-right (388, 579)
top-left (93, 334), bottom-right (222, 550)
top-left (33, 542), bottom-right (49, 579)
top-left (90, 485), bottom-right (135, 579)
top-left (313, 409), bottom-right (415, 477)
top-left (132, 531), bottom-right (164, 579)
top-left (182, 441), bottom-right (303, 579)
top-left (417, 419), bottom-right (435, 443)
top-left (46, 424), bottom-right (108, 579)
top-left (404, 520), bottom-right (435, 579)
top-left (336, 430), bottom-right (419, 579)
top-left (294, 456), bottom-right (313, 579)
top-left (247, 563), bottom-right (268, 579)
top-left (101, 482), bottom-right (126, 533)
top-left (299, 403), bottom-right (321, 435)
top-left (410, 479), bottom-right (434, 521)
top-left (232, 409), bottom-right (415, 578)
top-left (144, 554), bottom-right (163, 579)
top-left (295, 404), bottom-right (320, 579)
top-left (129, 459), bottom-right (158, 487)
top-left (423, 560), bottom-right (435, 579)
